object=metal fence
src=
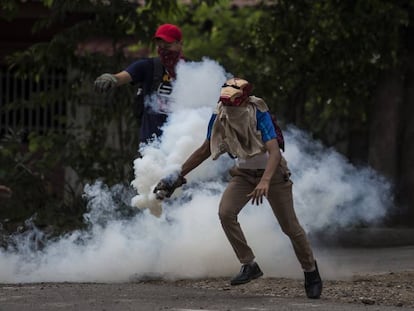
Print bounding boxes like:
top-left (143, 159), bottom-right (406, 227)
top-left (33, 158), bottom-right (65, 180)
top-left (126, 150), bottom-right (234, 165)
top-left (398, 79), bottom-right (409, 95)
top-left (0, 68), bottom-right (67, 137)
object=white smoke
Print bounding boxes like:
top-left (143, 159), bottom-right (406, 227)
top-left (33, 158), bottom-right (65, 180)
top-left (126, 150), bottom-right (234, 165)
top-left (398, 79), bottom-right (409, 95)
top-left (284, 126), bottom-right (392, 230)
top-left (0, 59), bottom-right (393, 283)
top-left (130, 58), bottom-right (231, 216)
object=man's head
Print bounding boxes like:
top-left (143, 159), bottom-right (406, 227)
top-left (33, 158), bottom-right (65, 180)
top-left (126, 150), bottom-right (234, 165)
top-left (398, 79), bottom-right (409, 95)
top-left (220, 78), bottom-right (252, 106)
top-left (154, 24), bottom-right (182, 43)
top-left (153, 24), bottom-right (183, 77)
top-left (154, 24), bottom-right (183, 52)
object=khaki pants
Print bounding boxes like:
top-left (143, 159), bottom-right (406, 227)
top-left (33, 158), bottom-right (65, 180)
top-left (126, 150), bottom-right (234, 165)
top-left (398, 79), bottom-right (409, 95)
top-left (218, 158), bottom-right (315, 271)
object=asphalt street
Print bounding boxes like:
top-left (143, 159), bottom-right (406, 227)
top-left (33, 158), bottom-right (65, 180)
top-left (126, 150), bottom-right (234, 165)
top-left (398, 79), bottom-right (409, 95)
top-left (0, 280), bottom-right (411, 311)
top-left (1, 243), bottom-right (413, 311)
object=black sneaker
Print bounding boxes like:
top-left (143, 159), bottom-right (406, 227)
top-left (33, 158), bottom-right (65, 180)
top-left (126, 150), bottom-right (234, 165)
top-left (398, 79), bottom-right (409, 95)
top-left (230, 262), bottom-right (263, 286)
top-left (304, 261), bottom-right (323, 299)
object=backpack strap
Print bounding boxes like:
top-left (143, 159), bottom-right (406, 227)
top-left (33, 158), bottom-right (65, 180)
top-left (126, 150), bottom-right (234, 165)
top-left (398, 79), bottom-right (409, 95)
top-left (151, 57), bottom-right (164, 93)
top-left (270, 113), bottom-right (285, 152)
top-left (133, 57), bottom-right (164, 120)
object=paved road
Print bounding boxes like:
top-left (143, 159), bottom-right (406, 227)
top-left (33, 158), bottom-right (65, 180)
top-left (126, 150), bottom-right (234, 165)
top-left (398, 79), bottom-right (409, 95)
top-left (317, 245), bottom-right (414, 277)
top-left (0, 280), bottom-right (412, 311)
top-left (1, 245), bottom-right (413, 311)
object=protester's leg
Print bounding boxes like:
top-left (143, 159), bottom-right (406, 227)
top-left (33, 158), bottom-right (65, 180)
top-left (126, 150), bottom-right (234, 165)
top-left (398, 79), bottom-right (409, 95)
top-left (267, 159), bottom-right (322, 298)
top-left (219, 167), bottom-right (264, 285)
top-left (219, 168), bottom-right (255, 264)
top-left (267, 179), bottom-right (315, 271)
top-left (265, 157), bottom-right (314, 270)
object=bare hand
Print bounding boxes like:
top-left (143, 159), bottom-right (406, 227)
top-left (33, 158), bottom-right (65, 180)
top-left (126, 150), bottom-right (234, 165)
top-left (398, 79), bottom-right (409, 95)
top-left (247, 180), bottom-right (269, 205)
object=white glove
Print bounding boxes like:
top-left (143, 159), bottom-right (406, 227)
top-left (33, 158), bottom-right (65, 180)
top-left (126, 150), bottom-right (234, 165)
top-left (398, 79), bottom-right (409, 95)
top-left (94, 73), bottom-right (117, 93)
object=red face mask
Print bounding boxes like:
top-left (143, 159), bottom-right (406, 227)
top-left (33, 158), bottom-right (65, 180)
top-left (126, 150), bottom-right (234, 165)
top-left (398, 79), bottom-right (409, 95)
top-left (157, 47), bottom-right (182, 78)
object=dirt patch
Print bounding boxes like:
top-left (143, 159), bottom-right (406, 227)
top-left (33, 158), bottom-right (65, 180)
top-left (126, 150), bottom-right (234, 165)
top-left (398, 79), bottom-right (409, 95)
top-left (149, 270), bottom-right (414, 309)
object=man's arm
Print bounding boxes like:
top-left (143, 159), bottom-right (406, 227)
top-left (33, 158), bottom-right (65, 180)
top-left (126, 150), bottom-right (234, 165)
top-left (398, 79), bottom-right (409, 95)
top-left (181, 139), bottom-right (211, 176)
top-left (247, 138), bottom-right (281, 205)
top-left (94, 70), bottom-right (132, 93)
top-left (153, 139), bottom-right (211, 199)
top-left (113, 71), bottom-right (132, 86)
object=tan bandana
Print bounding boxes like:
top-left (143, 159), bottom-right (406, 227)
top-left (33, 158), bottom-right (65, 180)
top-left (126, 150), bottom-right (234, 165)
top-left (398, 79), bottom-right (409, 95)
top-left (210, 96), bottom-right (269, 160)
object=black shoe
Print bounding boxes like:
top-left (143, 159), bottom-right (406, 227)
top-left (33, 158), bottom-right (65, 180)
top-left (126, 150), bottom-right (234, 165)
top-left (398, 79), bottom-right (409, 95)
top-left (304, 261), bottom-right (323, 299)
top-left (230, 262), bottom-right (263, 286)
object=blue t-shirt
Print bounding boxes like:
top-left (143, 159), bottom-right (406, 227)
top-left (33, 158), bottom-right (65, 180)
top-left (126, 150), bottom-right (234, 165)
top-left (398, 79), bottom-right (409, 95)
top-left (206, 109), bottom-right (277, 142)
top-left (125, 58), bottom-right (154, 95)
top-left (125, 58), bottom-right (173, 144)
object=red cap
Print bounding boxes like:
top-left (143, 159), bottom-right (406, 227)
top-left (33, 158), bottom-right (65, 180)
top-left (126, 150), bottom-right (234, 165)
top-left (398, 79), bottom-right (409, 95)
top-left (154, 24), bottom-right (182, 43)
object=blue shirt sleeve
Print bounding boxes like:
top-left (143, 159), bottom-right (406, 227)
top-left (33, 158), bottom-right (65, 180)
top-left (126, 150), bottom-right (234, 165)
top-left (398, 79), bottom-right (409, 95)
top-left (206, 114), bottom-right (216, 140)
top-left (257, 110), bottom-right (277, 143)
top-left (124, 59), bottom-right (152, 85)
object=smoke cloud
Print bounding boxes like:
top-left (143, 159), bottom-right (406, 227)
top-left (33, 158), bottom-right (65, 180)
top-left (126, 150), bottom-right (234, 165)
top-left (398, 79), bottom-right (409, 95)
top-left (0, 59), bottom-right (393, 283)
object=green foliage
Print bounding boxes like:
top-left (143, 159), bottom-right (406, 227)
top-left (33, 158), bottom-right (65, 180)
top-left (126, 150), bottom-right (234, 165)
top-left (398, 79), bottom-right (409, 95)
top-left (0, 130), bottom-right (86, 237)
top-left (262, 2), bottom-right (404, 139)
top-left (1, 0), bottom-right (412, 235)
top-left (180, 0), bottom-right (263, 65)
top-left (182, 0), bottom-right (411, 149)
top-left (0, 0), bottom-right (196, 237)
top-left (0, 0), bottom-right (19, 21)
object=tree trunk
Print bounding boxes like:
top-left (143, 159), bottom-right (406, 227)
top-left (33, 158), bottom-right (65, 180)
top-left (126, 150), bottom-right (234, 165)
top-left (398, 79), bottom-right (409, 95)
top-left (368, 70), bottom-right (402, 182)
top-left (398, 42), bottom-right (414, 225)
top-left (368, 69), bottom-right (404, 225)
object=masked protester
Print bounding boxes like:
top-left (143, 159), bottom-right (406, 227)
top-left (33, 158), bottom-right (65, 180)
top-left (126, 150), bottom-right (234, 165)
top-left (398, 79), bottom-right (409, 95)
top-left (153, 78), bottom-right (323, 299)
top-left (94, 24), bottom-right (185, 145)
